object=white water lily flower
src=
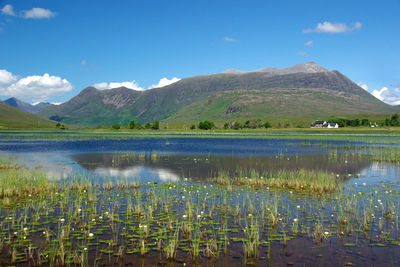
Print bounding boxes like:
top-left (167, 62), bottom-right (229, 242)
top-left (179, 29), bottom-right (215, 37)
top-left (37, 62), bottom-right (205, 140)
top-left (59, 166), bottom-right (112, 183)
top-left (324, 231), bottom-right (329, 235)
top-left (182, 196), bottom-right (185, 199)
top-left (89, 233), bottom-right (94, 237)
top-left (296, 205), bottom-right (300, 209)
top-left (197, 215), bottom-right (201, 218)
top-left (60, 218), bottom-right (65, 222)
top-left (293, 218), bottom-right (298, 222)
top-left (362, 183), bottom-right (366, 186)
top-left (182, 215), bottom-right (187, 218)
top-left (248, 214), bottom-right (253, 217)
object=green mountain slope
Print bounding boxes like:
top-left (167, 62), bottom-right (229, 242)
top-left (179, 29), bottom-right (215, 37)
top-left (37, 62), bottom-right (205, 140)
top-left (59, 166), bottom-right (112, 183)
top-left (166, 88), bottom-right (395, 122)
top-left (0, 101), bottom-right (57, 129)
top-left (38, 62), bottom-right (399, 126)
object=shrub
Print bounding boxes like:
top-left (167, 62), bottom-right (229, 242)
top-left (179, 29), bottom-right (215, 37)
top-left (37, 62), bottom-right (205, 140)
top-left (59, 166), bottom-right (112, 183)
top-left (264, 122), bottom-right (271, 128)
top-left (112, 124), bottom-right (120, 130)
top-left (129, 120), bottom-right (136, 129)
top-left (198, 120), bottom-right (215, 130)
top-left (151, 121), bottom-right (160, 130)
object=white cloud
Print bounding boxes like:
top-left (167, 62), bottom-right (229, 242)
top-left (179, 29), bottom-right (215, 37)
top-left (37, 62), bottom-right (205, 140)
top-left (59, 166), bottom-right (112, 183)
top-left (93, 81), bottom-right (144, 91)
top-left (305, 40), bottom-right (313, 46)
top-left (1, 4), bottom-right (15, 16)
top-left (357, 81), bottom-right (368, 90)
top-left (22, 7), bottom-right (56, 19)
top-left (95, 77), bottom-right (181, 91)
top-left (372, 87), bottom-right (400, 105)
top-left (222, 37), bottom-right (238, 42)
top-left (0, 69), bottom-right (18, 85)
top-left (0, 70), bottom-right (73, 103)
top-left (303, 21), bottom-right (362, 34)
top-left (149, 77), bottom-right (181, 89)
top-left (81, 59), bottom-right (87, 66)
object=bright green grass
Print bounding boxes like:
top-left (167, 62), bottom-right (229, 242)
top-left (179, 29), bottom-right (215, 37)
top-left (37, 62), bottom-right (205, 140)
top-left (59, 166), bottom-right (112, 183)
top-left (2, 128), bottom-right (400, 144)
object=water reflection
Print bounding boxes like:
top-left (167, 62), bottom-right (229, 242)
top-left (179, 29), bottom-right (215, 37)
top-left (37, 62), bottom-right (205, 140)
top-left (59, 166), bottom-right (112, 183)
top-left (71, 152), bottom-right (372, 182)
top-left (7, 152), bottom-right (399, 185)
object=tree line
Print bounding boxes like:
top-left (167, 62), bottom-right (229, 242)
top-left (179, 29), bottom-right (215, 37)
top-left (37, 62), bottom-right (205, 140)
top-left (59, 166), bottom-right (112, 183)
top-left (111, 120), bottom-right (159, 130)
top-left (191, 119), bottom-right (272, 130)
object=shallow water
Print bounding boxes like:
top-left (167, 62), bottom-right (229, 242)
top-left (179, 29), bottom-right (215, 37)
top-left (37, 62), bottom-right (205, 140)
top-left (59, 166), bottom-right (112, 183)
top-left (0, 136), bottom-right (400, 266)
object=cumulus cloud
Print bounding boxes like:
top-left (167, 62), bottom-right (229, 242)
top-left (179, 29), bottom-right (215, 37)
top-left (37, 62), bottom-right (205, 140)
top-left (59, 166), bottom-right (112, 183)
top-left (357, 81), bottom-right (368, 90)
top-left (1, 4), bottom-right (15, 16)
top-left (22, 7), bottom-right (56, 19)
top-left (93, 81), bottom-right (144, 91)
top-left (305, 40), bottom-right (313, 46)
top-left (0, 69), bottom-right (73, 103)
top-left (222, 37), bottom-right (238, 42)
top-left (149, 77), bottom-right (181, 89)
top-left (0, 69), bottom-right (18, 85)
top-left (1, 5), bottom-right (56, 19)
top-left (94, 77), bottom-right (181, 91)
top-left (303, 21), bottom-right (362, 34)
top-left (372, 87), bottom-right (400, 105)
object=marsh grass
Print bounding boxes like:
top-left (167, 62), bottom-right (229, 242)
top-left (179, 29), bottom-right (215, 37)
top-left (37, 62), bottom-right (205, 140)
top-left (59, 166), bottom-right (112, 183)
top-left (371, 147), bottom-right (400, 164)
top-left (0, 158), bottom-right (57, 199)
top-left (210, 169), bottom-right (342, 193)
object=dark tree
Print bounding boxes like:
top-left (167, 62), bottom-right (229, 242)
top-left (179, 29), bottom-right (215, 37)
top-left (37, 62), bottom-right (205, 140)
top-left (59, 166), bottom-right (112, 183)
top-left (198, 120), bottom-right (215, 130)
top-left (112, 124), bottom-right (120, 130)
top-left (151, 120), bottom-right (159, 130)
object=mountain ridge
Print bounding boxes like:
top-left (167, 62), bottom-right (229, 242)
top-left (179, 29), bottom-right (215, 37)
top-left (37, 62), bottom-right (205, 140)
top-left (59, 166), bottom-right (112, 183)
top-left (4, 97), bottom-right (53, 114)
top-left (38, 62), bottom-right (398, 126)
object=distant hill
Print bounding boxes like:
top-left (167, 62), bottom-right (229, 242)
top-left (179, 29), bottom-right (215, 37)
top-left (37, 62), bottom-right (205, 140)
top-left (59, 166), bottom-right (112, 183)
top-left (38, 62), bottom-right (399, 126)
top-left (0, 101), bottom-right (57, 129)
top-left (4, 97), bottom-right (53, 114)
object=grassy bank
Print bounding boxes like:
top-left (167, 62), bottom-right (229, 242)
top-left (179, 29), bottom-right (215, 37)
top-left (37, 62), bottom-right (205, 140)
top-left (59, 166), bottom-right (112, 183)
top-left (1, 128), bottom-right (400, 144)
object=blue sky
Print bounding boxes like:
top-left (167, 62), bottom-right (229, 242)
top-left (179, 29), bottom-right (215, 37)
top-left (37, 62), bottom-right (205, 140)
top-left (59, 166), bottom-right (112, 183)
top-left (0, 0), bottom-right (399, 105)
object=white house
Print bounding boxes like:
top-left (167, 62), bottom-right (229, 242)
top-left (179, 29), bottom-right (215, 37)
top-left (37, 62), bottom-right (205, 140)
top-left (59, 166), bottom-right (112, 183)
top-left (327, 123), bottom-right (339, 128)
top-left (311, 120), bottom-right (339, 128)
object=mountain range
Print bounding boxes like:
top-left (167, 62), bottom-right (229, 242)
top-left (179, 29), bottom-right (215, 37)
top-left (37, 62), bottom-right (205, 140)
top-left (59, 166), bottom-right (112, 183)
top-left (4, 97), bottom-right (53, 114)
top-left (35, 62), bottom-right (399, 127)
